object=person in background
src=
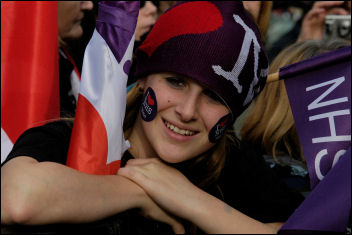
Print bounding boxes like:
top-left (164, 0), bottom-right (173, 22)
top-left (158, 1), bottom-right (179, 16)
top-left (57, 1), bottom-right (94, 117)
top-left (267, 1), bottom-right (350, 62)
top-left (240, 38), bottom-right (350, 195)
top-left (243, 1), bottom-right (273, 40)
top-left (297, 1), bottom-right (351, 41)
top-left (135, 1), bottom-right (158, 43)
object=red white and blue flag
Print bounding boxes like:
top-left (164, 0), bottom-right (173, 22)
top-left (1, 1), bottom-right (59, 163)
top-left (66, 2), bottom-right (139, 174)
top-left (279, 46), bottom-right (351, 233)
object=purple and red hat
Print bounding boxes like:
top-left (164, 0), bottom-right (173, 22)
top-left (134, 1), bottom-right (269, 121)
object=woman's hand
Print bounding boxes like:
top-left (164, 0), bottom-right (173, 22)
top-left (298, 1), bottom-right (350, 41)
top-left (118, 158), bottom-right (202, 220)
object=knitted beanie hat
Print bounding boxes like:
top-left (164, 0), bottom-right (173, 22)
top-left (134, 1), bottom-right (269, 121)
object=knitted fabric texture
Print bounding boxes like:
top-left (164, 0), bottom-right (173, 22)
top-left (134, 1), bottom-right (269, 121)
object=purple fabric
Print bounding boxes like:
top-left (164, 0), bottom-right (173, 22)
top-left (280, 147), bottom-right (350, 233)
top-left (123, 60), bottom-right (131, 74)
top-left (280, 46), bottom-right (350, 80)
top-left (281, 46), bottom-right (351, 232)
top-left (284, 46), bottom-right (351, 189)
top-left (96, 1), bottom-right (139, 63)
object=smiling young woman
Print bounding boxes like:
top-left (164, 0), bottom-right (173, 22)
top-left (2, 1), bottom-right (304, 234)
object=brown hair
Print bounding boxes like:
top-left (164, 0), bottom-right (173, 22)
top-left (240, 39), bottom-right (350, 162)
top-left (244, 1), bottom-right (272, 39)
top-left (257, 1), bottom-right (272, 39)
top-left (124, 83), bottom-right (238, 188)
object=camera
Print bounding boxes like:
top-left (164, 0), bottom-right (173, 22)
top-left (324, 15), bottom-right (351, 40)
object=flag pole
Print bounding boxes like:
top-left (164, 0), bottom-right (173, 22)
top-left (266, 72), bottom-right (279, 83)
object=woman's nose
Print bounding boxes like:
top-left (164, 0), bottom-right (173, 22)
top-left (175, 92), bottom-right (199, 122)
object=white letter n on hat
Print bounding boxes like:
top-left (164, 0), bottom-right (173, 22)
top-left (212, 14), bottom-right (268, 106)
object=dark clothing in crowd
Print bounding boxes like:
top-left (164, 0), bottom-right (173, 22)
top-left (2, 121), bottom-right (304, 234)
top-left (267, 18), bottom-right (302, 63)
top-left (59, 48), bottom-right (80, 117)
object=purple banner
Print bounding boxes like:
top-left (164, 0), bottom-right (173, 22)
top-left (96, 1), bottom-right (139, 63)
top-left (283, 46), bottom-right (351, 189)
top-left (280, 147), bottom-right (350, 233)
top-left (281, 46), bottom-right (351, 232)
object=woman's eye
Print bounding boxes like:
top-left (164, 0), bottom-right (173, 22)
top-left (203, 90), bottom-right (225, 104)
top-left (166, 77), bottom-right (185, 88)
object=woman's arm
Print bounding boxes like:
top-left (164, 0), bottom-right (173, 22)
top-left (118, 158), bottom-right (279, 234)
top-left (1, 156), bottom-right (184, 233)
top-left (1, 156), bottom-right (145, 224)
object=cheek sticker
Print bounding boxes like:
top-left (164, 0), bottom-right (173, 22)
top-left (141, 87), bottom-right (158, 122)
top-left (208, 113), bottom-right (232, 143)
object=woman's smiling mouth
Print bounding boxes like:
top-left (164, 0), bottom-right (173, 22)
top-left (163, 119), bottom-right (198, 136)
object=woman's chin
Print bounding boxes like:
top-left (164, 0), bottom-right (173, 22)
top-left (157, 152), bottom-right (188, 164)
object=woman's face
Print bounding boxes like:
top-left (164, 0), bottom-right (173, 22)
top-left (134, 72), bottom-right (230, 163)
top-left (58, 1), bottom-right (93, 41)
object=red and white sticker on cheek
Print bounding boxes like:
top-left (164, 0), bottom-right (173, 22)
top-left (141, 87), bottom-right (158, 122)
top-left (209, 113), bottom-right (232, 143)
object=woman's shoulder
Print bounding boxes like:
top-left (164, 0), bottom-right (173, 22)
top-left (2, 120), bottom-right (74, 166)
top-left (16, 119), bottom-right (74, 145)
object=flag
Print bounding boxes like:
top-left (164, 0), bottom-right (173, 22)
top-left (1, 1), bottom-right (59, 163)
top-left (66, 2), bottom-right (139, 174)
top-left (59, 47), bottom-right (81, 102)
top-left (279, 46), bottom-right (351, 233)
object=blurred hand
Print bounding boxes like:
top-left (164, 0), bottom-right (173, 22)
top-left (136, 1), bottom-right (158, 41)
top-left (298, 1), bottom-right (350, 41)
